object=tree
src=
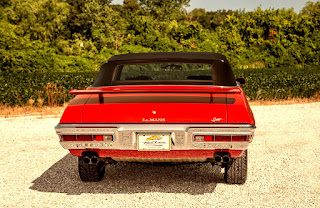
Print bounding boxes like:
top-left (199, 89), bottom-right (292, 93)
top-left (139, 0), bottom-right (190, 20)
top-left (65, 0), bottom-right (120, 50)
top-left (124, 0), bottom-right (140, 12)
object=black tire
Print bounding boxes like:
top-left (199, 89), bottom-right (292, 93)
top-left (224, 150), bottom-right (248, 184)
top-left (78, 157), bottom-right (105, 182)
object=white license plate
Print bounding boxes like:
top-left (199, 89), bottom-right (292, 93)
top-left (137, 133), bottom-right (171, 151)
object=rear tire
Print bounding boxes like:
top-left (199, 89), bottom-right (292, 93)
top-left (78, 157), bottom-right (105, 182)
top-left (224, 150), bottom-right (248, 184)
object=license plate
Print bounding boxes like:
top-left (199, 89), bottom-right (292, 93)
top-left (137, 133), bottom-right (171, 151)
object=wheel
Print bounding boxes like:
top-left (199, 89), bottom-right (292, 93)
top-left (224, 150), bottom-right (248, 184)
top-left (78, 156), bottom-right (105, 182)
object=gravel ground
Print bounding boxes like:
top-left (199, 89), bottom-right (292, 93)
top-left (0, 103), bottom-right (319, 207)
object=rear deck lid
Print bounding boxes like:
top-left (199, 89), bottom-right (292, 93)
top-left (82, 92), bottom-right (228, 123)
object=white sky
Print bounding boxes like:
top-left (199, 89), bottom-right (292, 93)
top-left (112, 0), bottom-right (317, 12)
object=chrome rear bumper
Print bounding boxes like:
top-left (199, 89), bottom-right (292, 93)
top-left (55, 123), bottom-right (256, 150)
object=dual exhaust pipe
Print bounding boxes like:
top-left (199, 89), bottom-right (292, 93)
top-left (83, 156), bottom-right (99, 164)
top-left (214, 154), bottom-right (231, 163)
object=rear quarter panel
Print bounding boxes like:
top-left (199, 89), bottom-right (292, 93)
top-left (60, 95), bottom-right (91, 123)
top-left (227, 87), bottom-right (255, 124)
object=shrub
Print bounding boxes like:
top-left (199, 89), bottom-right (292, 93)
top-left (0, 72), bottom-right (97, 106)
top-left (0, 67), bottom-right (319, 106)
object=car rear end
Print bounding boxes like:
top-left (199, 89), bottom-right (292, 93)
top-left (55, 52), bottom-right (256, 183)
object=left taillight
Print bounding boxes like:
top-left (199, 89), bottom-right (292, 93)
top-left (60, 135), bottom-right (113, 141)
top-left (61, 135), bottom-right (76, 141)
top-left (77, 135), bottom-right (93, 141)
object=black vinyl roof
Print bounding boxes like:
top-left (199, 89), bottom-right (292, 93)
top-left (92, 52), bottom-right (236, 87)
top-left (108, 52), bottom-right (228, 63)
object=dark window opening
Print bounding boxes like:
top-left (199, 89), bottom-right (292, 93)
top-left (114, 63), bottom-right (213, 85)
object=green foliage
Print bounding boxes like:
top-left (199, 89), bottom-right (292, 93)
top-left (1, 0), bottom-right (320, 72)
top-left (0, 72), bottom-right (98, 106)
top-left (139, 0), bottom-right (190, 20)
top-left (234, 67), bottom-right (320, 100)
top-left (1, 67), bottom-right (319, 106)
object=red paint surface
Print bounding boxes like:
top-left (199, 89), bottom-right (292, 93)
top-left (69, 149), bottom-right (244, 158)
top-left (62, 85), bottom-right (254, 125)
top-left (60, 105), bottom-right (83, 123)
top-left (82, 93), bottom-right (227, 123)
top-left (61, 85), bottom-right (253, 159)
top-left (227, 87), bottom-right (255, 124)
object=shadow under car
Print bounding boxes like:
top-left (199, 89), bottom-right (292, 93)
top-left (30, 153), bottom-right (225, 195)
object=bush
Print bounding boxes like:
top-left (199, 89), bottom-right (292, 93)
top-left (0, 72), bottom-right (97, 106)
top-left (234, 67), bottom-right (320, 99)
top-left (0, 67), bottom-right (319, 106)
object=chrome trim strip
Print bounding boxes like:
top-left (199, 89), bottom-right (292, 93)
top-left (59, 141), bottom-right (250, 150)
top-left (56, 128), bottom-right (116, 135)
top-left (55, 123), bottom-right (255, 132)
top-left (56, 123), bottom-right (255, 150)
top-left (60, 141), bottom-right (114, 149)
top-left (191, 130), bottom-right (254, 136)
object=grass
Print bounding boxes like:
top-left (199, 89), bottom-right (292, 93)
top-left (249, 95), bottom-right (320, 106)
top-left (0, 105), bottom-right (67, 118)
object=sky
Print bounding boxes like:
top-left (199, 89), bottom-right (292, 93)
top-left (112, 0), bottom-right (317, 12)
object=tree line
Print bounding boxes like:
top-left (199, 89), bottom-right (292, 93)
top-left (0, 0), bottom-right (319, 72)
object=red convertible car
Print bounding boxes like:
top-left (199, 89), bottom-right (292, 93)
top-left (55, 52), bottom-right (255, 184)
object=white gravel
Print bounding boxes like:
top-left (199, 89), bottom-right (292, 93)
top-left (0, 103), bottom-right (319, 207)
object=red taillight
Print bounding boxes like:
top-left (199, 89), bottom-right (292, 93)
top-left (215, 136), bottom-right (231, 142)
top-left (61, 135), bottom-right (76, 141)
top-left (61, 135), bottom-right (113, 141)
top-left (232, 136), bottom-right (247, 141)
top-left (94, 135), bottom-right (103, 141)
top-left (77, 135), bottom-right (93, 141)
top-left (204, 136), bottom-right (213, 141)
top-left (194, 135), bottom-right (214, 141)
top-left (193, 135), bottom-right (250, 142)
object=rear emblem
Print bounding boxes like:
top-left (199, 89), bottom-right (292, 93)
top-left (152, 110), bottom-right (156, 114)
top-left (142, 118), bottom-right (165, 122)
top-left (211, 117), bottom-right (222, 122)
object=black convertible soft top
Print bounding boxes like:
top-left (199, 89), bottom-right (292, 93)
top-left (92, 52), bottom-right (236, 86)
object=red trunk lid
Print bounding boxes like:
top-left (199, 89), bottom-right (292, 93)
top-left (82, 92), bottom-right (228, 123)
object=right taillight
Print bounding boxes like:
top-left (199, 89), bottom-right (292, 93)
top-left (215, 136), bottom-right (231, 142)
top-left (231, 136), bottom-right (247, 141)
top-left (193, 135), bottom-right (251, 142)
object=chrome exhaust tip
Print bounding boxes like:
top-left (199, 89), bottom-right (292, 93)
top-left (91, 156), bottom-right (99, 164)
top-left (222, 155), bottom-right (230, 163)
top-left (83, 156), bottom-right (91, 164)
top-left (214, 155), bottom-right (223, 163)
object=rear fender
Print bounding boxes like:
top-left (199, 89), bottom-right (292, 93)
top-left (227, 88), bottom-right (255, 124)
top-left (60, 95), bottom-right (91, 123)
